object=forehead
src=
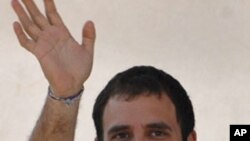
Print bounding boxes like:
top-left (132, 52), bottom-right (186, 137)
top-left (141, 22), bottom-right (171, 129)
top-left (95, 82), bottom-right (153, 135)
top-left (102, 93), bottom-right (181, 136)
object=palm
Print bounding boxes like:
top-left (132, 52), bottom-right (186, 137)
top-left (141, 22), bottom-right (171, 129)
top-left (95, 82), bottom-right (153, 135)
top-left (36, 25), bottom-right (93, 94)
top-left (12, 0), bottom-right (96, 96)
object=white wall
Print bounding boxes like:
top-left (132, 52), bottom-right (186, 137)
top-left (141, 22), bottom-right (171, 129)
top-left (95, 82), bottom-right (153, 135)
top-left (0, 0), bottom-right (249, 141)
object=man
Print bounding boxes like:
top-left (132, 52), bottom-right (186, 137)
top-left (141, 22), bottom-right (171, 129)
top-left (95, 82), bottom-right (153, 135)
top-left (93, 66), bottom-right (196, 141)
top-left (11, 0), bottom-right (196, 141)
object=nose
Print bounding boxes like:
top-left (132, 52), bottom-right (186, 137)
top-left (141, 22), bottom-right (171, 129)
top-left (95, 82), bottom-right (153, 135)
top-left (133, 134), bottom-right (147, 141)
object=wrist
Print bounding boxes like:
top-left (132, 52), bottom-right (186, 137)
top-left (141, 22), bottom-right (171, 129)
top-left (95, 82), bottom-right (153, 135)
top-left (48, 86), bottom-right (84, 105)
top-left (50, 84), bottom-right (84, 97)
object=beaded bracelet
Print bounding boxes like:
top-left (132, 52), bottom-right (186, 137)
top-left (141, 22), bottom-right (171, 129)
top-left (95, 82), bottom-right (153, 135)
top-left (48, 86), bottom-right (84, 105)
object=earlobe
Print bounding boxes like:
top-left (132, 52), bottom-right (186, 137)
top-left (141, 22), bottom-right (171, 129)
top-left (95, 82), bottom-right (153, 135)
top-left (187, 130), bottom-right (197, 141)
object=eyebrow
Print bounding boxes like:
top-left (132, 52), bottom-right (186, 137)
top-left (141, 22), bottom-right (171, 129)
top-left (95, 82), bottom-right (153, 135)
top-left (107, 122), bottom-right (172, 135)
top-left (146, 122), bottom-right (172, 131)
top-left (108, 125), bottom-right (130, 135)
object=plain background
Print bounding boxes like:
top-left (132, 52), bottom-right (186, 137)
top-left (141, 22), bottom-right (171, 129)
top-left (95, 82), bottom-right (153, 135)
top-left (1, 0), bottom-right (250, 141)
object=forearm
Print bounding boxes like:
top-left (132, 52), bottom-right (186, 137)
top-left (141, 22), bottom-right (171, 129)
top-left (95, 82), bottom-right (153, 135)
top-left (30, 95), bottom-right (81, 141)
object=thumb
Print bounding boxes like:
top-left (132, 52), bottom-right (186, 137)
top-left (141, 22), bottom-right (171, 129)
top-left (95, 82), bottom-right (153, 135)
top-left (81, 21), bottom-right (96, 52)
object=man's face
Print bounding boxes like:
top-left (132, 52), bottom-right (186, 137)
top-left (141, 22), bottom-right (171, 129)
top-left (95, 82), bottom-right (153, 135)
top-left (102, 93), bottom-right (187, 141)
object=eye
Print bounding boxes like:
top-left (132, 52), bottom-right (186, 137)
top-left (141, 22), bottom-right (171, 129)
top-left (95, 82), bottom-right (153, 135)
top-left (149, 130), bottom-right (168, 138)
top-left (111, 132), bottom-right (131, 140)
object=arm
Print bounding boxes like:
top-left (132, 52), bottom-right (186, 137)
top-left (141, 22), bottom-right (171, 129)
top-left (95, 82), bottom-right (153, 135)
top-left (11, 0), bottom-right (96, 140)
top-left (30, 94), bottom-right (81, 141)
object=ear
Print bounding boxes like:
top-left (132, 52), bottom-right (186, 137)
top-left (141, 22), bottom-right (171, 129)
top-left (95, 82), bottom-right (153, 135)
top-left (187, 130), bottom-right (197, 141)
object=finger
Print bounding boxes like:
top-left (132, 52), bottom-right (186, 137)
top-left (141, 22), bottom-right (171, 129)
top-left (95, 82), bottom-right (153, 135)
top-left (13, 21), bottom-right (35, 52)
top-left (22, 0), bottom-right (50, 29)
top-left (12, 0), bottom-right (41, 40)
top-left (44, 0), bottom-right (63, 25)
top-left (81, 21), bottom-right (96, 53)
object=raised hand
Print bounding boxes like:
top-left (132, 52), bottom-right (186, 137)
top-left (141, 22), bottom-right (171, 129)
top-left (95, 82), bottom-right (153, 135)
top-left (12, 0), bottom-right (96, 97)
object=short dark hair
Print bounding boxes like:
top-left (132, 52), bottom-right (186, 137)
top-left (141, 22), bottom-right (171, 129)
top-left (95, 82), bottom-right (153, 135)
top-left (92, 66), bottom-right (195, 141)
